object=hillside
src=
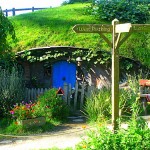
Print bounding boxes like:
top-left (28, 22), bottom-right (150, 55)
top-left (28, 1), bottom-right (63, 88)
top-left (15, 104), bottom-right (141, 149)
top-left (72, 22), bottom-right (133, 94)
top-left (9, 3), bottom-right (110, 52)
top-left (9, 3), bottom-right (150, 67)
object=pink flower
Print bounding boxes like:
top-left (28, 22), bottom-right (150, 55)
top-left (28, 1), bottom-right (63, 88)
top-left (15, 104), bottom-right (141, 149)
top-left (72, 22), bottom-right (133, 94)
top-left (10, 110), bottom-right (14, 115)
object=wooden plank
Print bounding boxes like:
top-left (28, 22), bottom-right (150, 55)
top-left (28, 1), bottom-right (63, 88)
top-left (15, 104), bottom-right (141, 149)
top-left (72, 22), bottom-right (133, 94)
top-left (74, 82), bottom-right (78, 110)
top-left (131, 24), bottom-right (150, 32)
top-left (116, 32), bottom-right (132, 49)
top-left (80, 83), bottom-right (85, 109)
top-left (63, 83), bottom-right (68, 104)
top-left (73, 24), bottom-right (112, 33)
top-left (67, 84), bottom-right (71, 106)
top-left (99, 33), bottom-right (112, 47)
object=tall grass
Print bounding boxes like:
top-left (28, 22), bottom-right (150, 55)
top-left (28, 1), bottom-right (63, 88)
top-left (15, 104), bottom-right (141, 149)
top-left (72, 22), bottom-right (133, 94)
top-left (84, 74), bottom-right (143, 122)
top-left (0, 66), bottom-right (25, 117)
top-left (84, 88), bottom-right (111, 122)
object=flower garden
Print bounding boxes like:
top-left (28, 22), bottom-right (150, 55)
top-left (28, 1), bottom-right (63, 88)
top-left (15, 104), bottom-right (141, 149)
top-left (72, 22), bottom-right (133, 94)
top-left (0, 67), bottom-right (70, 135)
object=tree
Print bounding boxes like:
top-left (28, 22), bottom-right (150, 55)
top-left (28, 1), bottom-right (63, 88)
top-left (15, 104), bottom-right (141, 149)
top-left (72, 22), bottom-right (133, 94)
top-left (62, 0), bottom-right (91, 5)
top-left (0, 7), bottom-right (16, 66)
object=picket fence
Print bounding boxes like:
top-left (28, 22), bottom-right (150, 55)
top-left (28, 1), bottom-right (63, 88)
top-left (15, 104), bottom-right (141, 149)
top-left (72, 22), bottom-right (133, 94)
top-left (25, 82), bottom-right (95, 110)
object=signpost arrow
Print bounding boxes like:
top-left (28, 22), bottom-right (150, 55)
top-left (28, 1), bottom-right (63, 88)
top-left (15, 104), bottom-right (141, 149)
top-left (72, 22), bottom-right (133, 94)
top-left (73, 24), bottom-right (112, 33)
top-left (131, 24), bottom-right (150, 32)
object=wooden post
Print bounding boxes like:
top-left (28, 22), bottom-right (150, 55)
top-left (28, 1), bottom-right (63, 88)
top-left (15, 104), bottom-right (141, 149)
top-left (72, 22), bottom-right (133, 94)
top-left (12, 8), bottom-right (15, 16)
top-left (63, 83), bottom-right (68, 104)
top-left (80, 82), bottom-right (85, 109)
top-left (5, 9), bottom-right (8, 17)
top-left (32, 7), bottom-right (34, 12)
top-left (112, 19), bottom-right (119, 132)
top-left (74, 82), bottom-right (78, 110)
top-left (67, 84), bottom-right (72, 106)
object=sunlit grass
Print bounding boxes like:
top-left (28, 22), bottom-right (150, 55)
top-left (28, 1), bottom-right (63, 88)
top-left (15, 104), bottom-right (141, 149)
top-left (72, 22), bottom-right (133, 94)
top-left (9, 3), bottom-right (107, 52)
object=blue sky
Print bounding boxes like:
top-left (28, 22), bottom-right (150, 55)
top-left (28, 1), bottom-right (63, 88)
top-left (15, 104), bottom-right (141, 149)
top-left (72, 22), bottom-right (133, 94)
top-left (0, 0), bottom-right (65, 10)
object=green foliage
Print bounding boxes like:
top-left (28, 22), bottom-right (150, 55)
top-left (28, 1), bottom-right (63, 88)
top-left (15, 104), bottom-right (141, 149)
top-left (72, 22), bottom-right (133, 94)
top-left (84, 88), bottom-right (111, 122)
top-left (0, 7), bottom-right (16, 66)
top-left (76, 101), bottom-right (150, 150)
top-left (36, 89), bottom-right (70, 121)
top-left (84, 74), bottom-right (142, 122)
top-left (0, 66), bottom-right (25, 117)
top-left (89, 0), bottom-right (150, 23)
top-left (76, 120), bottom-right (150, 149)
top-left (0, 118), bottom-right (55, 135)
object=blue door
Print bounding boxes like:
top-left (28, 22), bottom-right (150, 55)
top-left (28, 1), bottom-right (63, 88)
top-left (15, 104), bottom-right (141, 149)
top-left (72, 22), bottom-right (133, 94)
top-left (52, 61), bottom-right (76, 88)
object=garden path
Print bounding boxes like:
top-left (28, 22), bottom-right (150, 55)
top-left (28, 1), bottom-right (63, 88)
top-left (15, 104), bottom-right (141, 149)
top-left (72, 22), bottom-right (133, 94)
top-left (0, 116), bottom-right (89, 150)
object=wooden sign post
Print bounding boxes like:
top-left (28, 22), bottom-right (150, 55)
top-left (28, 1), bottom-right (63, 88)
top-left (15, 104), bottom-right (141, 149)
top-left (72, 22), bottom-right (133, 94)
top-left (73, 20), bottom-right (150, 132)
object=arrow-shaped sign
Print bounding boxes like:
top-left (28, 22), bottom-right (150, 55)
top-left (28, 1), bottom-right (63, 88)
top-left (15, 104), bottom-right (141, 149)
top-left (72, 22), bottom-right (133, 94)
top-left (73, 24), bottom-right (150, 33)
top-left (116, 23), bottom-right (131, 33)
top-left (73, 24), bottom-right (113, 33)
top-left (131, 24), bottom-right (150, 32)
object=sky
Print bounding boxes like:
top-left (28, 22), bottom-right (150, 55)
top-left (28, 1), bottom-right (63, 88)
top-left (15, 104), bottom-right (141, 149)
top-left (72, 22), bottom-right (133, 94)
top-left (0, 0), bottom-right (65, 9)
top-left (0, 0), bottom-right (66, 16)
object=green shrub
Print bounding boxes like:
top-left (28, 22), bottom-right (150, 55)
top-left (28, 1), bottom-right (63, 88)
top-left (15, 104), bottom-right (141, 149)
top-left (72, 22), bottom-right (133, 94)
top-left (89, 0), bottom-right (149, 23)
top-left (0, 66), bottom-right (25, 117)
top-left (36, 89), bottom-right (70, 121)
top-left (76, 120), bottom-right (150, 150)
top-left (76, 101), bottom-right (150, 150)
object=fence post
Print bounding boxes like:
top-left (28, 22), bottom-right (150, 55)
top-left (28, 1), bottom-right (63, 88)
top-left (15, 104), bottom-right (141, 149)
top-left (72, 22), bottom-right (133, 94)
top-left (12, 8), bottom-right (15, 16)
top-left (32, 7), bottom-right (34, 12)
top-left (5, 9), bottom-right (8, 17)
top-left (74, 82), bottom-right (78, 110)
top-left (87, 83), bottom-right (95, 97)
top-left (67, 84), bottom-right (72, 106)
top-left (80, 82), bottom-right (85, 109)
top-left (63, 83), bottom-right (68, 104)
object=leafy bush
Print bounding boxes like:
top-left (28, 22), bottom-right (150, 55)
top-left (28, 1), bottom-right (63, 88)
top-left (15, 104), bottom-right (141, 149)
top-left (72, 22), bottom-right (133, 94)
top-left (0, 66), bottom-right (25, 117)
top-left (88, 0), bottom-right (150, 23)
top-left (36, 89), bottom-right (70, 121)
top-left (76, 119), bottom-right (150, 150)
top-left (76, 100), bottom-right (150, 150)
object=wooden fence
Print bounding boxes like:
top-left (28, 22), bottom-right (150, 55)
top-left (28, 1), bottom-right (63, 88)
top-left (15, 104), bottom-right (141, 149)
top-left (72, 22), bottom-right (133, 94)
top-left (3, 7), bottom-right (49, 17)
top-left (25, 82), bottom-right (95, 110)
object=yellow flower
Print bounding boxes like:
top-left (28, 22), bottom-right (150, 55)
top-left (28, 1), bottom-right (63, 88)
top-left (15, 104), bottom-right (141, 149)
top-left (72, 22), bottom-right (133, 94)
top-left (82, 145), bottom-right (87, 148)
top-left (82, 125), bottom-right (87, 129)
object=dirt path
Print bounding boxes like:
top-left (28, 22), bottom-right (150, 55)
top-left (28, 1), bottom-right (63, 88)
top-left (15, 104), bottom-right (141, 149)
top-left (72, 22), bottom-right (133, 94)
top-left (0, 118), bottom-right (89, 150)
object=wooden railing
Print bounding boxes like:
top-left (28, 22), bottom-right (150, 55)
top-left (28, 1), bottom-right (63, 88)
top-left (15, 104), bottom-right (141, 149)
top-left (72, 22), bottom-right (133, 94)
top-left (25, 82), bottom-right (95, 110)
top-left (25, 88), bottom-right (49, 102)
top-left (3, 7), bottom-right (49, 16)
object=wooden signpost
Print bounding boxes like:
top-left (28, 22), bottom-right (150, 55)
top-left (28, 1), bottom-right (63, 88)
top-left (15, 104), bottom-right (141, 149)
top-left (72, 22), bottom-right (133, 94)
top-left (73, 19), bottom-right (150, 131)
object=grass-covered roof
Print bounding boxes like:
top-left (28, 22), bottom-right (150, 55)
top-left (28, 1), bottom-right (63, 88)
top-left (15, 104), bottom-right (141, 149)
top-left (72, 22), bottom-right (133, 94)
top-left (10, 3), bottom-right (110, 52)
top-left (9, 3), bottom-right (150, 67)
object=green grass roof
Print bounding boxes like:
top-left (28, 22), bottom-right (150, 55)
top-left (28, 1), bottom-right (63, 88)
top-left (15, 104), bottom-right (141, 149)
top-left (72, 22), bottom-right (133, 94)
top-left (9, 3), bottom-right (150, 68)
top-left (10, 3), bottom-right (110, 52)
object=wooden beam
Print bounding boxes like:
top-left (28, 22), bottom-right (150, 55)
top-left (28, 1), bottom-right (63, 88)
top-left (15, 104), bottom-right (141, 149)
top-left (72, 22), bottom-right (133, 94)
top-left (99, 33), bottom-right (112, 48)
top-left (116, 32), bottom-right (132, 49)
